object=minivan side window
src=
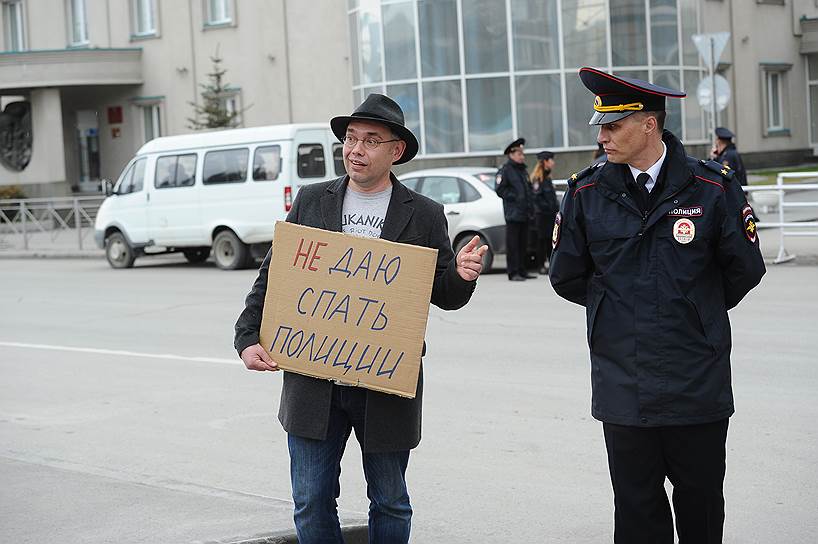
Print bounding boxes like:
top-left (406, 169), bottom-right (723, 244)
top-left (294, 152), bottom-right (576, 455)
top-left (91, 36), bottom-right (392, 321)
top-left (203, 148), bottom-right (249, 185)
top-left (155, 154), bottom-right (197, 188)
top-left (297, 143), bottom-right (325, 178)
top-left (116, 158), bottom-right (146, 195)
top-left (332, 143), bottom-right (346, 176)
top-left (252, 145), bottom-right (281, 181)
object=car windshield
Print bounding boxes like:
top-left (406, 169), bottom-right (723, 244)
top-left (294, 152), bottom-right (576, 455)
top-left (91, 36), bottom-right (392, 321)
top-left (475, 172), bottom-right (496, 191)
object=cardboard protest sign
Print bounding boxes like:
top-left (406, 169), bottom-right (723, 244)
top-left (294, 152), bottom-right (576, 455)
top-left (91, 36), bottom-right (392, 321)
top-left (259, 221), bottom-right (438, 398)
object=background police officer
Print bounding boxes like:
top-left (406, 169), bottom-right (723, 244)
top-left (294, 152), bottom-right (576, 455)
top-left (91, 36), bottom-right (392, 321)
top-left (550, 68), bottom-right (766, 544)
top-left (711, 126), bottom-right (748, 186)
top-left (530, 150), bottom-right (559, 274)
top-left (496, 138), bottom-right (535, 281)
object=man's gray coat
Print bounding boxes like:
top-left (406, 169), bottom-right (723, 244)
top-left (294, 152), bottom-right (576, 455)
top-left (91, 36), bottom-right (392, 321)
top-left (234, 174), bottom-right (476, 452)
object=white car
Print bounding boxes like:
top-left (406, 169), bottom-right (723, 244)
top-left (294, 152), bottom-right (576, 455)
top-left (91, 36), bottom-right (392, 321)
top-left (398, 167), bottom-right (505, 271)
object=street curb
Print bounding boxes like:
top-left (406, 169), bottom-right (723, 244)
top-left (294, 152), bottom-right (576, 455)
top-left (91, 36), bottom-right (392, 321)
top-left (0, 251), bottom-right (104, 259)
top-left (216, 525), bottom-right (368, 544)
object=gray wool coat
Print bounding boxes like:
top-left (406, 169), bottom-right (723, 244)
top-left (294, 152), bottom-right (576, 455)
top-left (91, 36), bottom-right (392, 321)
top-left (234, 174), bottom-right (476, 452)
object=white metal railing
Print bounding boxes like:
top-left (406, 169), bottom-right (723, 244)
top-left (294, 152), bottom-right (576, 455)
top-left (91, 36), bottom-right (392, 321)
top-left (0, 196), bottom-right (105, 251)
top-left (745, 172), bottom-right (818, 264)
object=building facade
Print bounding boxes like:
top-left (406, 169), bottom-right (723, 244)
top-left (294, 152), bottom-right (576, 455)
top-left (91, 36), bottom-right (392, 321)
top-left (1, 0), bottom-right (817, 197)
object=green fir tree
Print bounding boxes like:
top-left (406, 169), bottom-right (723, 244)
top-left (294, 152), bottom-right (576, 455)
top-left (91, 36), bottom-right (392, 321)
top-left (187, 53), bottom-right (245, 130)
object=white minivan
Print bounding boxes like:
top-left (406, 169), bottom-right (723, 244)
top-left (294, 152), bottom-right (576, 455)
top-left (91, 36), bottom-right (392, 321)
top-left (94, 123), bottom-right (345, 269)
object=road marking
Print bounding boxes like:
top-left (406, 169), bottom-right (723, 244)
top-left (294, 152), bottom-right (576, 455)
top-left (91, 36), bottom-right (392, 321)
top-left (0, 341), bottom-right (237, 365)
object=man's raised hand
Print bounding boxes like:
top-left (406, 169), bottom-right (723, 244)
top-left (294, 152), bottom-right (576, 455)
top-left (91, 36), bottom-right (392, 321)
top-left (455, 235), bottom-right (489, 281)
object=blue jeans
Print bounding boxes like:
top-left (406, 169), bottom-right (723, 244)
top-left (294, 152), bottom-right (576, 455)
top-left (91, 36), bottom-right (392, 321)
top-left (288, 385), bottom-right (412, 544)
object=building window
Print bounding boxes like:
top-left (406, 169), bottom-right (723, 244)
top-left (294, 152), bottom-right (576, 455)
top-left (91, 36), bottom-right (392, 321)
top-left (141, 103), bottom-right (162, 143)
top-left (2, 0), bottom-right (26, 52)
top-left (761, 64), bottom-right (791, 135)
top-left (349, 0), bottom-right (705, 156)
top-left (132, 0), bottom-right (157, 36)
top-left (205, 0), bottom-right (232, 25)
top-left (68, 0), bottom-right (88, 46)
top-left (766, 71), bottom-right (783, 131)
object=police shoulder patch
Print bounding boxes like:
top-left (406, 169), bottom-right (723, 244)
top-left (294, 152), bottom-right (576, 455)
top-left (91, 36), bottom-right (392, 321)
top-left (700, 159), bottom-right (735, 182)
top-left (742, 203), bottom-right (758, 244)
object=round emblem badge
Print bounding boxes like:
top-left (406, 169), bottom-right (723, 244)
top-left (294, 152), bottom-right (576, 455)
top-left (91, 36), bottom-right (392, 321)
top-left (552, 212), bottom-right (562, 249)
top-left (672, 218), bottom-right (695, 244)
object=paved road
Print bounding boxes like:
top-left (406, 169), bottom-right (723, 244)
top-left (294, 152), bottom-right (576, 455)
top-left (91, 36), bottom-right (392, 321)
top-left (1, 257), bottom-right (816, 543)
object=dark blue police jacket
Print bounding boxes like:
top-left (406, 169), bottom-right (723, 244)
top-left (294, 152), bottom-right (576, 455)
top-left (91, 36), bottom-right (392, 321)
top-left (549, 130), bottom-right (765, 427)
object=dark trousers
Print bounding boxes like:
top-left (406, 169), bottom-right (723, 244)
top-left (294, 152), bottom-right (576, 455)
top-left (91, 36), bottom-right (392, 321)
top-left (505, 220), bottom-right (529, 278)
top-left (603, 419), bottom-right (729, 544)
top-left (533, 212), bottom-right (555, 268)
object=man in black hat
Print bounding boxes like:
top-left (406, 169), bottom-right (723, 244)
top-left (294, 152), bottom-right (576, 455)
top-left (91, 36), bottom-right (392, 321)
top-left (496, 137), bottom-right (535, 281)
top-left (530, 150), bottom-right (559, 274)
top-left (234, 93), bottom-right (487, 543)
top-left (549, 67), bottom-right (765, 543)
top-left (711, 127), bottom-right (748, 186)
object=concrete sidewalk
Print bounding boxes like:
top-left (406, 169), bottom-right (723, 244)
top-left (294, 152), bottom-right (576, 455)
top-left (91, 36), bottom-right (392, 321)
top-left (1, 455), bottom-right (367, 544)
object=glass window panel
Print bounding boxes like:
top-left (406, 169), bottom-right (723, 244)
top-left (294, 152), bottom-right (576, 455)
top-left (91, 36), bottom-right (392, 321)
top-left (650, 0), bottom-right (679, 66)
top-left (386, 83), bottom-right (421, 151)
top-left (177, 154), bottom-right (197, 186)
top-left (467, 77), bottom-right (512, 152)
top-left (253, 145), bottom-right (282, 181)
top-left (810, 85), bottom-right (818, 143)
top-left (652, 70), bottom-right (682, 136)
top-left (358, 0), bottom-right (383, 84)
top-left (332, 143), bottom-right (346, 176)
top-left (462, 0), bottom-right (508, 74)
top-left (349, 13), bottom-right (361, 85)
top-left (155, 154), bottom-right (197, 188)
top-left (203, 149), bottom-right (248, 184)
top-left (136, 0), bottom-right (155, 34)
top-left (516, 74), bottom-right (563, 148)
top-left (610, 0), bottom-right (647, 67)
top-left (297, 144), bottom-right (326, 178)
top-left (353, 88), bottom-right (362, 107)
top-left (683, 70), bottom-right (705, 140)
top-left (383, 2), bottom-right (416, 80)
top-left (460, 179), bottom-right (481, 202)
top-left (565, 73), bottom-right (598, 146)
top-left (422, 80), bottom-right (464, 153)
top-left (768, 73), bottom-right (781, 128)
top-left (116, 161), bottom-right (136, 194)
top-left (562, 0), bottom-right (607, 69)
top-left (511, 0), bottom-right (559, 71)
top-left (418, 0), bottom-right (459, 77)
top-left (809, 54), bottom-right (818, 81)
top-left (679, 0), bottom-right (698, 66)
top-left (401, 177), bottom-right (421, 191)
top-left (131, 158), bottom-right (146, 192)
top-left (71, 0), bottom-right (88, 43)
top-left (419, 176), bottom-right (462, 204)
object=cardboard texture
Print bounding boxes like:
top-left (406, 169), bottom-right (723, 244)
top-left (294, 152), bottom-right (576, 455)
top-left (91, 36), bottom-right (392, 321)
top-left (260, 222), bottom-right (438, 398)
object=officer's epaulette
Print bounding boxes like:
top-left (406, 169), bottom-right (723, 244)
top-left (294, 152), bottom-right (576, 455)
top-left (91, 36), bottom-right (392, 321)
top-left (699, 159), bottom-right (735, 182)
top-left (567, 162), bottom-right (602, 188)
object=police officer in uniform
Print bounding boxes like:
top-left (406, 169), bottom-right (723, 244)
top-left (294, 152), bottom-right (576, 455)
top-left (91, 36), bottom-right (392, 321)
top-left (549, 67), bottom-right (766, 544)
top-left (530, 150), bottom-right (560, 274)
top-left (711, 126), bottom-right (748, 186)
top-left (496, 138), bottom-right (535, 281)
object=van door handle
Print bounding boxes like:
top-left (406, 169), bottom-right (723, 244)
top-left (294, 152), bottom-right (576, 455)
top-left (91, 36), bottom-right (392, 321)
top-left (146, 193), bottom-right (150, 202)
top-left (446, 211), bottom-right (460, 216)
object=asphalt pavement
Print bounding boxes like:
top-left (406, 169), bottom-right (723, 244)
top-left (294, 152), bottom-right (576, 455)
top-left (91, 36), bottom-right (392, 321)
top-left (1, 256), bottom-right (817, 543)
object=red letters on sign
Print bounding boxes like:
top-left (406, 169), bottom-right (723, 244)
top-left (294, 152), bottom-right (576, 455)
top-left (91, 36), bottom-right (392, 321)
top-left (292, 238), bottom-right (328, 272)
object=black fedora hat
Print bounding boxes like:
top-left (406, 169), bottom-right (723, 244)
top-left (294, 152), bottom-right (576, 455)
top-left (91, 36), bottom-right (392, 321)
top-left (330, 93), bottom-right (419, 165)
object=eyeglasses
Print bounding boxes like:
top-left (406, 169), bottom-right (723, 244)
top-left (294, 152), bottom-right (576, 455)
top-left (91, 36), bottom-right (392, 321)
top-left (342, 135), bottom-right (400, 150)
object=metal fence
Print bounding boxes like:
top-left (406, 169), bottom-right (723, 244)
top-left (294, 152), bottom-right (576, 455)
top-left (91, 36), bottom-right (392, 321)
top-left (0, 171), bottom-right (815, 263)
top-left (0, 196), bottom-right (105, 251)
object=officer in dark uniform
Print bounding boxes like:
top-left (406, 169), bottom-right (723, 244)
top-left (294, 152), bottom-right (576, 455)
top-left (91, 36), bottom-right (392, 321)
top-left (496, 137), bottom-right (535, 281)
top-left (549, 67), bottom-right (766, 544)
top-left (711, 126), bottom-right (748, 186)
top-left (530, 150), bottom-right (560, 274)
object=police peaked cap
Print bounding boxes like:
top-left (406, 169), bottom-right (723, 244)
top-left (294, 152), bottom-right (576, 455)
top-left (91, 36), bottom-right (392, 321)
top-left (579, 67), bottom-right (686, 125)
top-left (504, 138), bottom-right (525, 155)
top-left (330, 93), bottom-right (419, 165)
top-left (536, 151), bottom-right (554, 161)
top-left (715, 127), bottom-right (735, 140)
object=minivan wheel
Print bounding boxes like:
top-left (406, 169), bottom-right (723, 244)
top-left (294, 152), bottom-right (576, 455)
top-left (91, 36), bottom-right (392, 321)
top-left (183, 247), bottom-right (210, 264)
top-left (213, 230), bottom-right (249, 270)
top-left (105, 232), bottom-right (136, 269)
top-left (454, 234), bottom-right (493, 272)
